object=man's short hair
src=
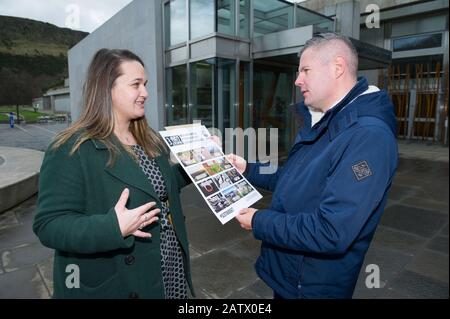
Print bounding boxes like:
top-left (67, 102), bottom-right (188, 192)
top-left (299, 33), bottom-right (358, 78)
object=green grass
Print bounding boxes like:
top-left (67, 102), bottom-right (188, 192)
top-left (0, 40), bottom-right (69, 57)
top-left (0, 106), bottom-right (49, 122)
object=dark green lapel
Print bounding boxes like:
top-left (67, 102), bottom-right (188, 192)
top-left (92, 139), bottom-right (159, 201)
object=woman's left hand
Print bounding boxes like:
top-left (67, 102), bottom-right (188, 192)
top-left (114, 188), bottom-right (160, 238)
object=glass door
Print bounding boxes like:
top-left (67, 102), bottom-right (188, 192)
top-left (253, 60), bottom-right (297, 156)
top-left (165, 65), bottom-right (188, 125)
top-left (190, 59), bottom-right (215, 127)
top-left (217, 58), bottom-right (236, 134)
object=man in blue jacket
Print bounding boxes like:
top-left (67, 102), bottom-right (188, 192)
top-left (229, 33), bottom-right (398, 298)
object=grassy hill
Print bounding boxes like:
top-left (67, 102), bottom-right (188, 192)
top-left (0, 15), bottom-right (88, 106)
top-left (0, 15), bottom-right (87, 56)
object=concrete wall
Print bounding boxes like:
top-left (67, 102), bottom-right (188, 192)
top-left (32, 97), bottom-right (51, 111)
top-left (300, 0), bottom-right (424, 15)
top-left (0, 147), bottom-right (44, 214)
top-left (54, 95), bottom-right (70, 113)
top-left (335, 1), bottom-right (360, 38)
top-left (68, 0), bottom-right (164, 130)
top-left (300, 0), bottom-right (448, 42)
top-left (360, 9), bottom-right (448, 52)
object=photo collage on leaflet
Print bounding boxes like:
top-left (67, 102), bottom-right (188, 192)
top-left (160, 125), bottom-right (262, 224)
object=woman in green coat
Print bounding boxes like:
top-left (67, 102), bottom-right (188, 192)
top-left (33, 49), bottom-right (193, 299)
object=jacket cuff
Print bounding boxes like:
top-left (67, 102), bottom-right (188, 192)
top-left (109, 207), bottom-right (135, 249)
top-left (251, 209), bottom-right (266, 240)
top-left (243, 162), bottom-right (256, 178)
top-left (251, 209), bottom-right (259, 230)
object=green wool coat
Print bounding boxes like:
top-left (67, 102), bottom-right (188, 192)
top-left (33, 136), bottom-right (193, 299)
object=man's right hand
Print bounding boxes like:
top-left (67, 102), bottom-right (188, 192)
top-left (114, 188), bottom-right (160, 238)
top-left (226, 154), bottom-right (247, 174)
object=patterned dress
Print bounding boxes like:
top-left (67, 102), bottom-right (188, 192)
top-left (131, 145), bottom-right (188, 299)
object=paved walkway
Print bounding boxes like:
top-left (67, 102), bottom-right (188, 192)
top-left (0, 123), bottom-right (68, 152)
top-left (0, 123), bottom-right (448, 298)
top-left (397, 140), bottom-right (449, 163)
top-left (0, 147), bottom-right (44, 213)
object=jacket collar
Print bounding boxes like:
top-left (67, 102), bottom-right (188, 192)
top-left (294, 77), bottom-right (369, 144)
top-left (91, 139), bottom-right (108, 150)
top-left (107, 152), bottom-right (159, 200)
top-left (90, 139), bottom-right (167, 201)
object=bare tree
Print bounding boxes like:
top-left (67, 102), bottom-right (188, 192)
top-left (0, 69), bottom-right (33, 124)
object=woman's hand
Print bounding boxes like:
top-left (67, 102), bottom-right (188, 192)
top-left (226, 154), bottom-right (247, 174)
top-left (114, 188), bottom-right (160, 238)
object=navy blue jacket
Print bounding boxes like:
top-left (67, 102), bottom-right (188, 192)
top-left (245, 78), bottom-right (398, 298)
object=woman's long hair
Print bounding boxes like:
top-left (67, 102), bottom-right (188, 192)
top-left (52, 49), bottom-right (166, 165)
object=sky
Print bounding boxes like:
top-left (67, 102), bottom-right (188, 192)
top-left (0, 0), bottom-right (306, 33)
top-left (0, 0), bottom-right (134, 33)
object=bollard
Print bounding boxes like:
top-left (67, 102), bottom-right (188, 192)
top-left (9, 112), bottom-right (14, 128)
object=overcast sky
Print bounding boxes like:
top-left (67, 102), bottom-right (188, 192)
top-left (0, 0), bottom-right (305, 33)
top-left (0, 0), bottom-right (133, 33)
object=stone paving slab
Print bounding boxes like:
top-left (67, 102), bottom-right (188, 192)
top-left (397, 140), bottom-right (449, 162)
top-left (186, 208), bottom-right (250, 254)
top-left (427, 236), bottom-right (449, 254)
top-left (0, 223), bottom-right (41, 252)
top-left (381, 205), bottom-right (448, 238)
top-left (371, 226), bottom-right (426, 256)
top-left (0, 265), bottom-right (50, 299)
top-left (0, 123), bottom-right (67, 152)
top-left (224, 233), bottom-right (262, 263)
top-left (190, 249), bottom-right (258, 299)
top-left (405, 249), bottom-right (449, 284)
top-left (0, 242), bottom-right (53, 273)
top-left (387, 270), bottom-right (449, 299)
top-left (36, 257), bottom-right (53, 294)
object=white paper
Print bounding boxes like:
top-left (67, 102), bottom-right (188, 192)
top-left (160, 125), bottom-right (262, 224)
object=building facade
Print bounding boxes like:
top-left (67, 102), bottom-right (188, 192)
top-left (301, 0), bottom-right (449, 143)
top-left (32, 78), bottom-right (70, 114)
top-left (69, 0), bottom-right (449, 156)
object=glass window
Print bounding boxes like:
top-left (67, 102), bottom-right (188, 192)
top-left (190, 0), bottom-right (215, 40)
top-left (217, 0), bottom-right (236, 36)
top-left (239, 0), bottom-right (250, 38)
top-left (217, 58), bottom-right (236, 134)
top-left (393, 33), bottom-right (442, 52)
top-left (253, 63), bottom-right (295, 156)
top-left (253, 0), bottom-right (293, 37)
top-left (296, 6), bottom-right (333, 32)
top-left (239, 62), bottom-right (250, 129)
top-left (165, 65), bottom-right (188, 125)
top-left (390, 55), bottom-right (443, 79)
top-left (165, 0), bottom-right (187, 47)
top-left (190, 59), bottom-right (214, 127)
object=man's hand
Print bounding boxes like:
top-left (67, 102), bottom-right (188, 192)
top-left (226, 154), bottom-right (247, 174)
top-left (209, 135), bottom-right (222, 147)
top-left (235, 208), bottom-right (258, 230)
